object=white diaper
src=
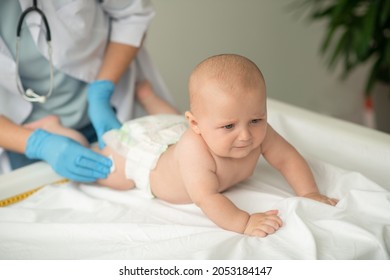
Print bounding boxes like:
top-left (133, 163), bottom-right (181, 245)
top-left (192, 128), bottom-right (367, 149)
top-left (102, 114), bottom-right (188, 197)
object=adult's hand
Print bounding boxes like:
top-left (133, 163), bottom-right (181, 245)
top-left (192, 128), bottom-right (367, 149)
top-left (25, 129), bottom-right (112, 182)
top-left (87, 80), bottom-right (121, 149)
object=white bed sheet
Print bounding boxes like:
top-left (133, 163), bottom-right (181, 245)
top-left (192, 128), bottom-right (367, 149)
top-left (0, 99), bottom-right (389, 259)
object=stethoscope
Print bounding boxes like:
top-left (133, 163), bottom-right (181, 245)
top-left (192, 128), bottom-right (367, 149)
top-left (15, 0), bottom-right (54, 103)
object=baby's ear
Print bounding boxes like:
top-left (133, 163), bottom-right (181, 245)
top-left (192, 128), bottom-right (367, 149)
top-left (185, 111), bottom-right (201, 134)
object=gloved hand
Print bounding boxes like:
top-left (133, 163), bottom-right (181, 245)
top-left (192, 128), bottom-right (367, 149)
top-left (87, 80), bottom-right (121, 149)
top-left (25, 129), bottom-right (112, 182)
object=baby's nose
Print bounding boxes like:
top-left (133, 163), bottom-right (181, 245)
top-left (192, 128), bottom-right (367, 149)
top-left (238, 128), bottom-right (251, 141)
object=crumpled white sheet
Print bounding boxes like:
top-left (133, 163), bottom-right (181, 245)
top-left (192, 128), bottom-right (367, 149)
top-left (0, 156), bottom-right (389, 260)
top-left (1, 99), bottom-right (389, 259)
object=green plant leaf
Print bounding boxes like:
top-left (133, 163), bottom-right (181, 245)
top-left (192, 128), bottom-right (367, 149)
top-left (291, 0), bottom-right (390, 96)
top-left (358, 2), bottom-right (376, 60)
top-left (327, 28), bottom-right (349, 71)
top-left (380, 0), bottom-right (390, 25)
top-left (365, 55), bottom-right (382, 95)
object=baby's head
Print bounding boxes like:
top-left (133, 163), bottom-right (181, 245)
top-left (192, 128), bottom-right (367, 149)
top-left (186, 54), bottom-right (268, 158)
top-left (188, 54), bottom-right (266, 116)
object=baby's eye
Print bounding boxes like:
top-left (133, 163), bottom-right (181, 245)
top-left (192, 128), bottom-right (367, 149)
top-left (224, 124), bottom-right (234, 130)
top-left (251, 119), bottom-right (261, 124)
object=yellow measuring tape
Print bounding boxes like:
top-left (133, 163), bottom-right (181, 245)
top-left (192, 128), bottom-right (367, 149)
top-left (0, 179), bottom-right (69, 207)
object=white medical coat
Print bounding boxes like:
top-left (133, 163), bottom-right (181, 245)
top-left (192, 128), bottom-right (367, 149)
top-left (0, 0), bottom-right (174, 172)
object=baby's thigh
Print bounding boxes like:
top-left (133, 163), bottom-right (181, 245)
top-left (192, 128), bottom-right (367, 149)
top-left (93, 145), bottom-right (135, 190)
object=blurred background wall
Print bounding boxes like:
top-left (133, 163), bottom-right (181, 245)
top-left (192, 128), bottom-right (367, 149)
top-left (145, 0), bottom-right (370, 126)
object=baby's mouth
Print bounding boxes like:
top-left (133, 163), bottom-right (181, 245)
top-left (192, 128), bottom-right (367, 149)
top-left (234, 143), bottom-right (251, 149)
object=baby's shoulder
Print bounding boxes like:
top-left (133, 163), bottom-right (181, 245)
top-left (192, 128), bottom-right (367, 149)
top-left (175, 130), bottom-right (215, 165)
top-left (177, 129), bottom-right (205, 148)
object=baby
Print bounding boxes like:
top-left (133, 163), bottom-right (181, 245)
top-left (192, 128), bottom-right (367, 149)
top-left (27, 54), bottom-right (338, 237)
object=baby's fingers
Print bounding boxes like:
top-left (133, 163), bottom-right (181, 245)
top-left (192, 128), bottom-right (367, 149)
top-left (265, 216), bottom-right (283, 231)
top-left (326, 198), bottom-right (339, 206)
top-left (264, 211), bottom-right (283, 227)
top-left (251, 222), bottom-right (280, 237)
top-left (264, 209), bottom-right (279, 215)
top-left (318, 196), bottom-right (339, 206)
top-left (244, 211), bottom-right (284, 237)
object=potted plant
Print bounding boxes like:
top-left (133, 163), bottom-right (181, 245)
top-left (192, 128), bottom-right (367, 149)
top-left (293, 0), bottom-right (390, 132)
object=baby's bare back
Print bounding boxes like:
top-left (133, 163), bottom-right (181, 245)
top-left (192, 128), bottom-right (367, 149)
top-left (149, 144), bottom-right (191, 203)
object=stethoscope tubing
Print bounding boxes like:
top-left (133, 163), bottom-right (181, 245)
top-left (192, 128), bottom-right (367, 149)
top-left (15, 0), bottom-right (54, 103)
top-left (16, 0), bottom-right (51, 41)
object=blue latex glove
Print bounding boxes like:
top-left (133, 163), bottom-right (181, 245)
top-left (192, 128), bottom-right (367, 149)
top-left (25, 129), bottom-right (112, 182)
top-left (87, 80), bottom-right (121, 149)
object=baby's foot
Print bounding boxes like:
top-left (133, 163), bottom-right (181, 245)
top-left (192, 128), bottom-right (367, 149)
top-left (136, 80), bottom-right (155, 104)
top-left (136, 81), bottom-right (180, 115)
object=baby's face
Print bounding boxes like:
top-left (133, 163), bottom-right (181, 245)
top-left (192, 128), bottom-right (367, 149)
top-left (195, 80), bottom-right (267, 159)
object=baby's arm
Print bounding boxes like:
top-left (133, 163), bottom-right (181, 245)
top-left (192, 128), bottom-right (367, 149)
top-left (177, 136), bottom-right (281, 236)
top-left (195, 190), bottom-right (282, 237)
top-left (262, 125), bottom-right (338, 206)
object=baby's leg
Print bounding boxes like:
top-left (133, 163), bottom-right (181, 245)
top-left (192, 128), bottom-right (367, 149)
top-left (26, 116), bottom-right (134, 190)
top-left (136, 81), bottom-right (180, 115)
top-left (93, 145), bottom-right (135, 190)
top-left (24, 115), bottom-right (89, 147)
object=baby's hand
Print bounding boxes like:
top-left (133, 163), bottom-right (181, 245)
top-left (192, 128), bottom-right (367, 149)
top-left (303, 192), bottom-right (338, 206)
top-left (244, 210), bottom-right (283, 237)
